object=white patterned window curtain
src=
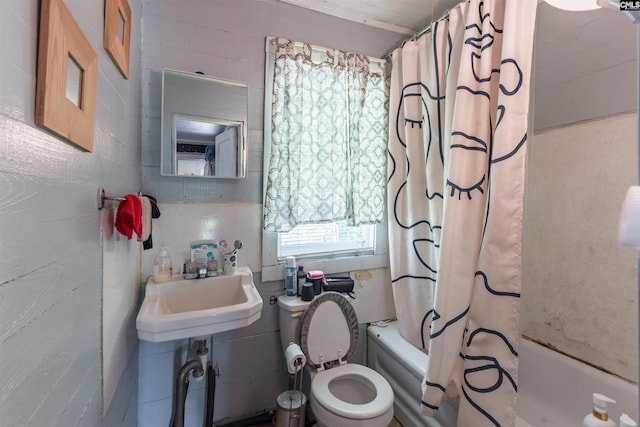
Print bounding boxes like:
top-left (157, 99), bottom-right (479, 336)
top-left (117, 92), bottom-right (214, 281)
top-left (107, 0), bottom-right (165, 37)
top-left (387, 1), bottom-right (537, 426)
top-left (263, 38), bottom-right (388, 232)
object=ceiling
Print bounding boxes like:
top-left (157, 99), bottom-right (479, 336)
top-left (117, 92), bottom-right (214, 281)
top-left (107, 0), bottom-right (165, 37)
top-left (278, 0), bottom-right (638, 130)
top-left (277, 0), bottom-right (631, 37)
top-left (278, 0), bottom-right (461, 35)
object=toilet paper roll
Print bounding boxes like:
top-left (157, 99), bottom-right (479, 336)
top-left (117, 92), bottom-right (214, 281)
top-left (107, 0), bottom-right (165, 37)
top-left (285, 342), bottom-right (306, 374)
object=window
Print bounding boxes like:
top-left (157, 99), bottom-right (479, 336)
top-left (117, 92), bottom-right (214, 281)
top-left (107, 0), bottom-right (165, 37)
top-left (278, 221), bottom-right (375, 260)
top-left (261, 37), bottom-right (389, 281)
top-left (262, 221), bottom-right (387, 281)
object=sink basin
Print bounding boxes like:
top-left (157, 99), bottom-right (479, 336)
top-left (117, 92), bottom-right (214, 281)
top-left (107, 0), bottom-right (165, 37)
top-left (136, 266), bottom-right (263, 342)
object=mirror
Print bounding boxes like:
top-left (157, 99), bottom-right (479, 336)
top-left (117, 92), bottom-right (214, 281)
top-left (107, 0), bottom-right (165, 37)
top-left (161, 69), bottom-right (247, 178)
top-left (66, 55), bottom-right (82, 107)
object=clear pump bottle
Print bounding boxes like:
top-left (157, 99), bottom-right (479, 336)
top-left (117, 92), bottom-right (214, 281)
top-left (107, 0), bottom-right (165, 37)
top-left (154, 246), bottom-right (173, 283)
top-left (583, 393), bottom-right (617, 427)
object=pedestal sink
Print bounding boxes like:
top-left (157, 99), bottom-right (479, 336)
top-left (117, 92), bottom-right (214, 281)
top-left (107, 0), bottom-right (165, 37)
top-left (136, 266), bottom-right (263, 342)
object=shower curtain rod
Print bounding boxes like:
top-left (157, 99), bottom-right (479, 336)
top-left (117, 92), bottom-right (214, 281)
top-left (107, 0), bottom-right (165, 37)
top-left (382, 8), bottom-right (452, 60)
top-left (382, 0), bottom-right (471, 61)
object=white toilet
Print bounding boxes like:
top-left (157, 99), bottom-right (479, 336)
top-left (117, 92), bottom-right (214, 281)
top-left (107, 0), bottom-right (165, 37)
top-left (278, 292), bottom-right (394, 427)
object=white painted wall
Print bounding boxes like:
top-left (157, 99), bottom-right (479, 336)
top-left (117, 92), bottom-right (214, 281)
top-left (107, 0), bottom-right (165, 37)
top-left (138, 1), bottom-right (401, 424)
top-left (140, 0), bottom-right (405, 204)
top-left (102, 210), bottom-right (140, 414)
top-left (522, 113), bottom-right (638, 382)
top-left (0, 0), bottom-right (142, 425)
top-left (137, 203), bottom-right (286, 425)
top-left (136, 1), bottom-right (640, 425)
top-left (137, 203), bottom-right (396, 426)
top-left (533, 3), bottom-right (637, 131)
top-left (2, 1), bottom-right (637, 426)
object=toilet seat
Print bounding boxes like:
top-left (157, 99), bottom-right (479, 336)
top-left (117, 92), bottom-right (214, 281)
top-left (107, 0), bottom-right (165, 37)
top-left (311, 363), bottom-right (394, 419)
top-left (298, 292), bottom-right (359, 369)
top-left (298, 292), bottom-right (394, 424)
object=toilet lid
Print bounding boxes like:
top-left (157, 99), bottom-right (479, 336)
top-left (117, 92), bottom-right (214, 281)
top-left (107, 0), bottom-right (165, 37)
top-left (311, 363), bottom-right (394, 419)
top-left (298, 292), bottom-right (359, 368)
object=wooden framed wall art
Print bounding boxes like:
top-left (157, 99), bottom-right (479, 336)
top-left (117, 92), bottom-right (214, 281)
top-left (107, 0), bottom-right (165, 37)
top-left (35, 0), bottom-right (97, 152)
top-left (104, 0), bottom-right (132, 79)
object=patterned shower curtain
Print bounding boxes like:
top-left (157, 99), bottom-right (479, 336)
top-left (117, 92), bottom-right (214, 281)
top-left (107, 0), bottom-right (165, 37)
top-left (386, 1), bottom-right (537, 426)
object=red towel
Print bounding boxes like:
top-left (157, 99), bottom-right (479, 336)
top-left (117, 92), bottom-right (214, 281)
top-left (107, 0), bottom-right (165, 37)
top-left (115, 195), bottom-right (142, 239)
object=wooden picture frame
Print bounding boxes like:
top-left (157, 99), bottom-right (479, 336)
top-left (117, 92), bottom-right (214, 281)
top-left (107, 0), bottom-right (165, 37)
top-left (104, 0), bottom-right (131, 79)
top-left (35, 0), bottom-right (97, 152)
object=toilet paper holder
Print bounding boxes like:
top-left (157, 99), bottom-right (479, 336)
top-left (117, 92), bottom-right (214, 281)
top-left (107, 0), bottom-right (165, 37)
top-left (285, 342), bottom-right (306, 374)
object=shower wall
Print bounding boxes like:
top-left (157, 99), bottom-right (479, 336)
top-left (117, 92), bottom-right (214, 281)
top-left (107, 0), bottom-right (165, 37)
top-left (522, 112), bottom-right (638, 382)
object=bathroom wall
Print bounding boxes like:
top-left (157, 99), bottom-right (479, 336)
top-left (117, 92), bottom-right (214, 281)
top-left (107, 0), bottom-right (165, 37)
top-left (522, 112), bottom-right (639, 382)
top-left (140, 0), bottom-right (405, 204)
top-left (137, 204), bottom-right (287, 426)
top-left (136, 1), bottom-right (640, 424)
top-left (137, 203), bottom-right (396, 426)
top-left (138, 1), bottom-right (400, 425)
top-left (525, 3), bottom-right (639, 384)
top-left (1, 1), bottom-right (636, 426)
top-left (0, 0), bottom-right (142, 425)
top-left (533, 3), bottom-right (637, 131)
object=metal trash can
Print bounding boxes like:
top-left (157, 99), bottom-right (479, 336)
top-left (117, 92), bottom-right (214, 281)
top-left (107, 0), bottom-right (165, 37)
top-left (275, 390), bottom-right (306, 427)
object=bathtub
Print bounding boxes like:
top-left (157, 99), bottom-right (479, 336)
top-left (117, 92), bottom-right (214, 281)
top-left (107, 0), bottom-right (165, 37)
top-left (367, 321), bottom-right (638, 427)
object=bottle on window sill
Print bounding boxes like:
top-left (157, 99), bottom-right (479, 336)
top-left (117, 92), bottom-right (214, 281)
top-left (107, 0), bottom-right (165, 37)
top-left (285, 256), bottom-right (297, 297)
top-left (297, 265), bottom-right (306, 296)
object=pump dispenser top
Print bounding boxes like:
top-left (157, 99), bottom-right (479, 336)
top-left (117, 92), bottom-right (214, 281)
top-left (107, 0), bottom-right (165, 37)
top-left (583, 393), bottom-right (617, 427)
top-left (621, 414), bottom-right (638, 427)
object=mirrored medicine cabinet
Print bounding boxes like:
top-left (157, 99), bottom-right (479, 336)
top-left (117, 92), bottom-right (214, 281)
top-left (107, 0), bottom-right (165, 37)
top-left (160, 68), bottom-right (247, 179)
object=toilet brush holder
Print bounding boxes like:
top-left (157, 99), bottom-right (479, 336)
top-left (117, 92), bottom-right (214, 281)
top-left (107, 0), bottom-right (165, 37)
top-left (275, 390), bottom-right (306, 427)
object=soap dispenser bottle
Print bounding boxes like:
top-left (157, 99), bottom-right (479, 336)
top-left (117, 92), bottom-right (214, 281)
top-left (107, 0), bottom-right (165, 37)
top-left (583, 393), bottom-right (617, 427)
top-left (153, 246), bottom-right (173, 283)
top-left (620, 414), bottom-right (638, 427)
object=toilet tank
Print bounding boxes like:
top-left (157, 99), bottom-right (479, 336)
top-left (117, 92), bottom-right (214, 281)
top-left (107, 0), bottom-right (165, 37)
top-left (277, 296), bottom-right (312, 352)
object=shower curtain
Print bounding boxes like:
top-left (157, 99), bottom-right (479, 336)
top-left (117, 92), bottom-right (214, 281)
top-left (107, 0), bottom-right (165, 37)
top-left (387, 1), bottom-right (537, 426)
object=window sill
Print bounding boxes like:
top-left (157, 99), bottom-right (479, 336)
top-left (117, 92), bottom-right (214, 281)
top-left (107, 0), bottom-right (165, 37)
top-left (261, 253), bottom-right (388, 282)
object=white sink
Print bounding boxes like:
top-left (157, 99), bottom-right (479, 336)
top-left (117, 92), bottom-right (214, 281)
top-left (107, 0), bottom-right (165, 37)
top-left (136, 266), bottom-right (263, 342)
